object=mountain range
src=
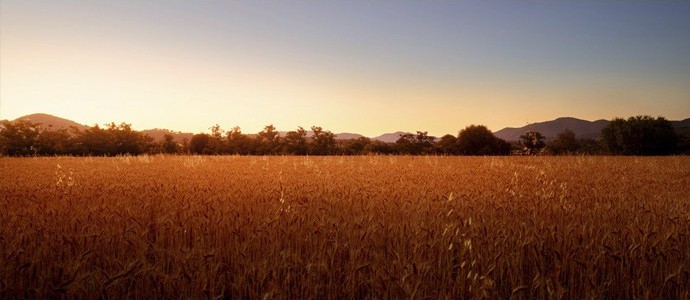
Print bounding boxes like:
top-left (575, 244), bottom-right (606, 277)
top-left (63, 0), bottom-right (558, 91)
top-left (493, 117), bottom-right (690, 141)
top-left (5, 113), bottom-right (690, 143)
top-left (493, 117), bottom-right (610, 141)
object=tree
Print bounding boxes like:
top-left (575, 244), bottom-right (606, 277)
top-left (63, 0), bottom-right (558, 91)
top-left (0, 120), bottom-right (41, 156)
top-left (363, 140), bottom-right (396, 154)
top-left (1, 119), bottom-right (158, 156)
top-left (457, 125), bottom-right (510, 155)
top-left (162, 133), bottom-right (180, 154)
top-left (226, 126), bottom-right (251, 155)
top-left (105, 122), bottom-right (151, 155)
top-left (256, 124), bottom-right (280, 155)
top-left (189, 133), bottom-right (210, 154)
top-left (519, 131), bottom-right (546, 155)
top-left (73, 125), bottom-right (110, 155)
top-left (205, 124), bottom-right (227, 154)
top-left (282, 127), bottom-right (309, 155)
top-left (548, 129), bottom-right (578, 155)
top-left (395, 131), bottom-right (436, 155)
top-left (339, 137), bottom-right (370, 155)
top-left (576, 138), bottom-right (601, 155)
top-left (436, 134), bottom-right (459, 155)
top-left (36, 128), bottom-right (71, 155)
top-left (601, 116), bottom-right (677, 155)
top-left (677, 126), bottom-right (690, 154)
top-left (414, 131), bottom-right (435, 154)
top-left (310, 126), bottom-right (336, 155)
top-left (181, 138), bottom-right (190, 154)
top-left (395, 133), bottom-right (417, 154)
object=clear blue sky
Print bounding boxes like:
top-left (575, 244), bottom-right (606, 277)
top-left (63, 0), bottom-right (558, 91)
top-left (1, 1), bottom-right (689, 136)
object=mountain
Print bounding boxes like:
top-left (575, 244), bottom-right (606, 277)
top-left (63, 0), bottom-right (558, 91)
top-left (372, 131), bottom-right (410, 143)
top-left (494, 117), bottom-right (609, 141)
top-left (335, 132), bottom-right (366, 140)
top-left (13, 113), bottom-right (89, 131)
top-left (672, 118), bottom-right (690, 129)
top-left (494, 117), bottom-right (690, 142)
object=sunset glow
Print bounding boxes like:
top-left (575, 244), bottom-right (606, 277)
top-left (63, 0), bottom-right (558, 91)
top-left (1, 1), bottom-right (689, 136)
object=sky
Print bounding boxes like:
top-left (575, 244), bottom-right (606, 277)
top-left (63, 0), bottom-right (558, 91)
top-left (1, 1), bottom-right (689, 136)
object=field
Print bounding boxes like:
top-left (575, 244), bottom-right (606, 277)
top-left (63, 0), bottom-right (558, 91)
top-left (1, 155), bottom-right (689, 299)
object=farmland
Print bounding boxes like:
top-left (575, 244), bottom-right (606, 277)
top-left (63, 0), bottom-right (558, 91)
top-left (1, 156), bottom-right (689, 299)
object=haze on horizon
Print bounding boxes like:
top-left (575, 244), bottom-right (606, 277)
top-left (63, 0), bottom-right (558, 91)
top-left (1, 1), bottom-right (689, 137)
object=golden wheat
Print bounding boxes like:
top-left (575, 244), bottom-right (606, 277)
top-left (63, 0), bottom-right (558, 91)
top-left (1, 156), bottom-right (689, 299)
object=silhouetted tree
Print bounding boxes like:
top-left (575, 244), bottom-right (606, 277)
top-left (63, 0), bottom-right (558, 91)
top-left (181, 138), bottom-right (190, 154)
top-left (601, 116), bottom-right (677, 155)
top-left (226, 126), bottom-right (251, 155)
top-left (104, 123), bottom-right (151, 155)
top-left (310, 126), bottom-right (336, 155)
top-left (457, 125), bottom-right (510, 155)
top-left (162, 133), bottom-right (180, 154)
top-left (205, 124), bottom-right (227, 154)
top-left (577, 138), bottom-right (601, 155)
top-left (519, 131), bottom-right (546, 155)
top-left (73, 125), bottom-right (109, 155)
top-left (415, 131), bottom-right (435, 154)
top-left (282, 127), bottom-right (309, 155)
top-left (189, 133), bottom-right (210, 154)
top-left (395, 133), bottom-right (416, 154)
top-left (396, 131), bottom-right (436, 154)
top-left (436, 134), bottom-right (459, 155)
top-left (677, 126), bottom-right (690, 154)
top-left (0, 120), bottom-right (41, 156)
top-left (548, 129), bottom-right (578, 155)
top-left (36, 128), bottom-right (72, 155)
top-left (339, 137), bottom-right (370, 155)
top-left (363, 140), bottom-right (396, 154)
top-left (256, 125), bottom-right (280, 155)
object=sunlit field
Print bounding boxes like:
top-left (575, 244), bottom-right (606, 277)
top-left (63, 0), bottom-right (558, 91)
top-left (1, 156), bottom-right (689, 299)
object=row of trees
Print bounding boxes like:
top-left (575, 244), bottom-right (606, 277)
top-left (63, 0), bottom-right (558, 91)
top-left (601, 116), bottom-right (679, 155)
top-left (1, 116), bottom-right (687, 156)
top-left (0, 120), bottom-right (518, 156)
top-left (0, 121), bottom-right (152, 156)
top-left (187, 125), bottom-right (343, 155)
top-left (186, 125), bottom-right (514, 155)
top-left (544, 116), bottom-right (685, 155)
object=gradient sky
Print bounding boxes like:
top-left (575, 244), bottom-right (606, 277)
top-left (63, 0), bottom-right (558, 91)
top-left (1, 1), bottom-right (689, 136)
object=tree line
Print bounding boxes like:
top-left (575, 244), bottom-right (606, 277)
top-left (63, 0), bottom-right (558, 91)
top-left (0, 115), bottom-right (687, 156)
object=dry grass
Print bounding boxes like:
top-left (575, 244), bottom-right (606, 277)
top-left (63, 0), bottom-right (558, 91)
top-left (1, 156), bottom-right (689, 299)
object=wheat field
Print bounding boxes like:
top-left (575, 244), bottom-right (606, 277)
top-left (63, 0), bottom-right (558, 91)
top-left (1, 156), bottom-right (689, 299)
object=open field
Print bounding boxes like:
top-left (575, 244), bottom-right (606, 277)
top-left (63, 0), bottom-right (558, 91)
top-left (1, 156), bottom-right (689, 299)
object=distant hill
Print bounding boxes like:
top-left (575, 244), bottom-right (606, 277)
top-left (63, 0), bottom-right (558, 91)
top-left (494, 117), bottom-right (610, 141)
top-left (335, 133), bottom-right (366, 140)
top-left (13, 113), bottom-right (89, 131)
top-left (494, 117), bottom-right (690, 142)
top-left (673, 118), bottom-right (690, 129)
top-left (141, 129), bottom-right (194, 143)
top-left (372, 131), bottom-right (410, 143)
top-left (9, 113), bottom-right (689, 144)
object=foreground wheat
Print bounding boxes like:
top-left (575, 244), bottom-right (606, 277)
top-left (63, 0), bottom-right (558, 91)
top-left (1, 156), bottom-right (689, 299)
